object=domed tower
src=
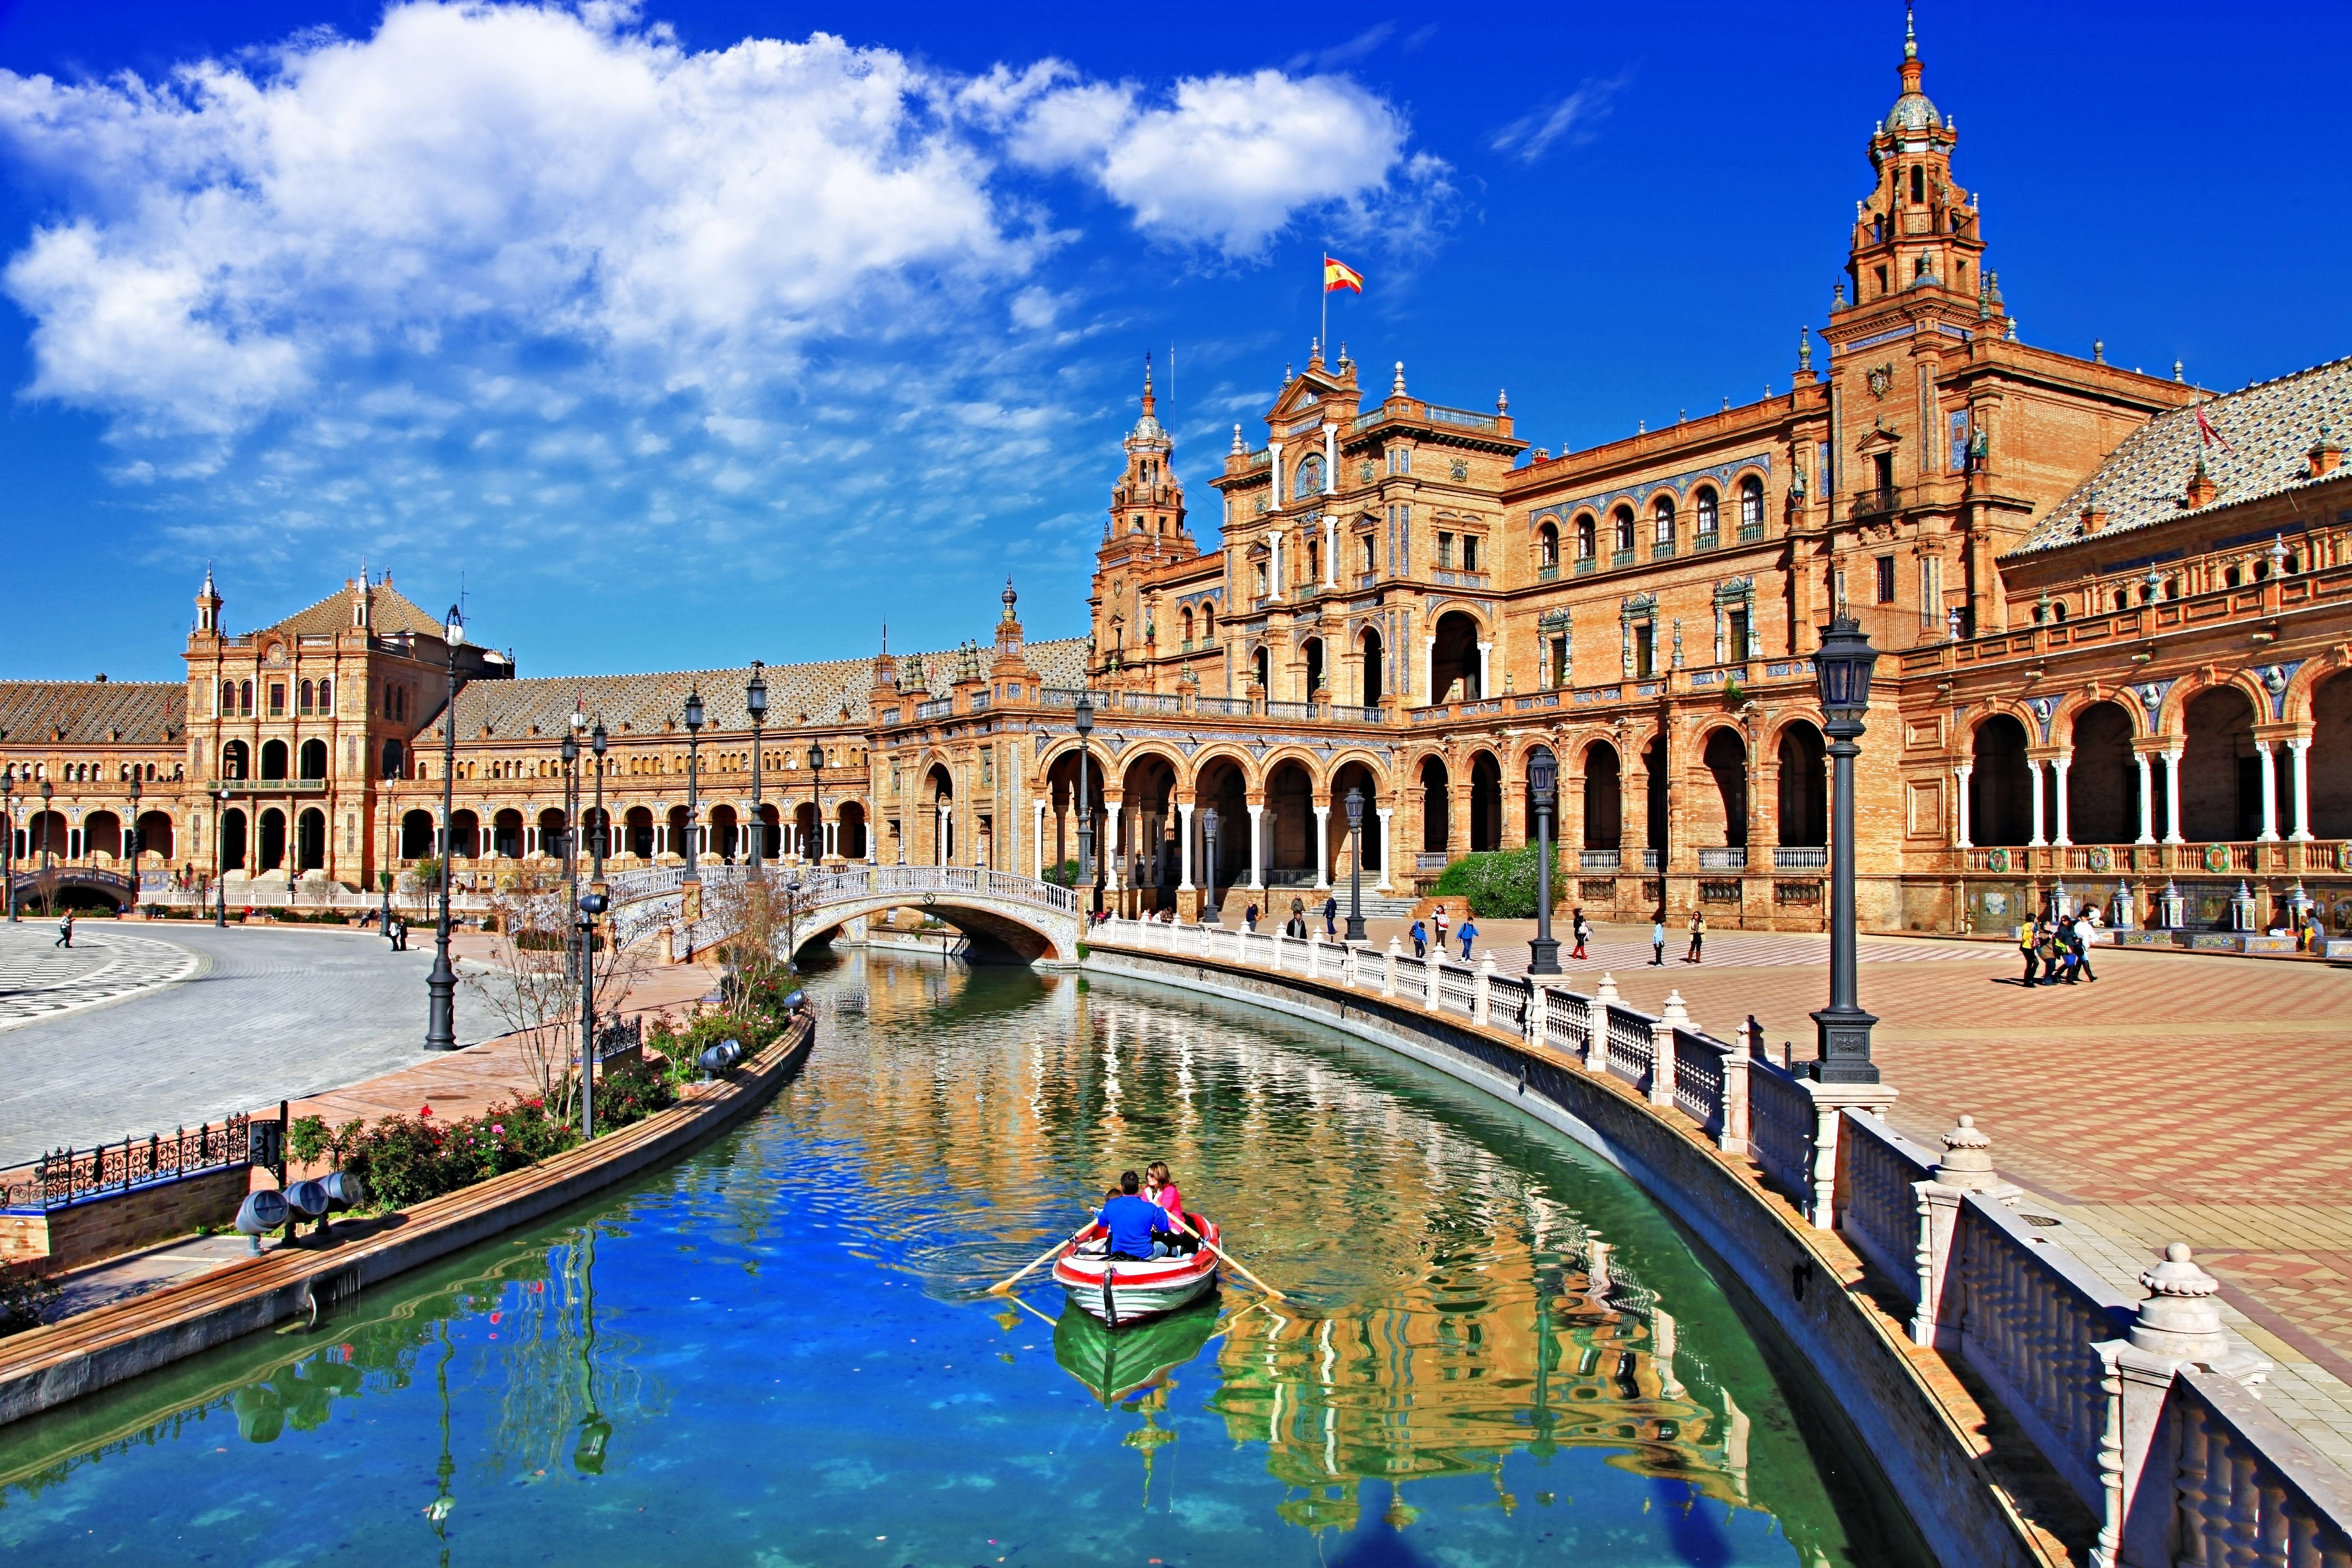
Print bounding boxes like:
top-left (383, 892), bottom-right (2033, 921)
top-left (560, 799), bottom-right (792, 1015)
top-left (195, 565), bottom-right (222, 636)
top-left (1841, 4), bottom-right (1986, 320)
top-left (1091, 355), bottom-right (1194, 661)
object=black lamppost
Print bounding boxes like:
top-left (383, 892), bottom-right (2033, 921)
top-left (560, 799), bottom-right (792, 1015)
top-left (380, 756), bottom-right (397, 934)
top-left (1201, 806), bottom-right (1219, 924)
top-left (1073, 693), bottom-right (1096, 913)
top-left (578, 890), bottom-right (606, 1138)
top-left (38, 779), bottom-right (53, 912)
top-left (746, 663), bottom-right (767, 869)
top-left (2, 765), bottom-right (15, 921)
top-left (126, 774), bottom-right (142, 904)
top-left (1343, 787), bottom-right (1367, 942)
top-left (805, 740), bottom-right (824, 863)
top-left (214, 787), bottom-right (230, 926)
top-left (1527, 745), bottom-right (1561, 975)
top-left (560, 727), bottom-right (579, 890)
top-left (682, 689), bottom-right (704, 880)
top-left (589, 720), bottom-right (608, 886)
top-left (424, 603), bottom-right (464, 1053)
top-left (1808, 614), bottom-right (1881, 1083)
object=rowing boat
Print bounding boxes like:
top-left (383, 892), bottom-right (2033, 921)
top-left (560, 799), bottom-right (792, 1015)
top-left (1050, 1216), bottom-right (1221, 1327)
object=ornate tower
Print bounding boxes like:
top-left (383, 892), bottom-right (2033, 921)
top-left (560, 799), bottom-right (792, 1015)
top-left (195, 566), bottom-right (222, 636)
top-left (1091, 356), bottom-right (1192, 662)
top-left (1839, 6), bottom-right (1988, 325)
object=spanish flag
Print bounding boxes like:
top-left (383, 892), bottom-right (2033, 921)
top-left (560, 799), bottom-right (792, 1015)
top-left (1323, 255), bottom-right (1364, 294)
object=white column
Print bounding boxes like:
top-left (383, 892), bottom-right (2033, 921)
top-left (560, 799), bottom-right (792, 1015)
top-left (1177, 802), bottom-right (1195, 890)
top-left (1323, 515), bottom-right (1337, 588)
top-left (1033, 799), bottom-right (1047, 877)
top-left (1422, 635), bottom-right (1436, 704)
top-left (2134, 753), bottom-right (2156, 844)
top-left (2289, 738), bottom-right (2313, 841)
top-left (1269, 440), bottom-right (1284, 507)
top-left (2255, 739), bottom-right (2280, 842)
top-left (1375, 807), bottom-right (1393, 891)
top-left (2051, 753), bottom-right (2073, 847)
top-left (936, 803), bottom-right (949, 865)
top-left (2162, 749), bottom-right (2184, 843)
top-left (825, 820), bottom-right (838, 858)
top-left (655, 822), bottom-right (668, 856)
top-left (1475, 641), bottom-right (1493, 699)
top-left (525, 824), bottom-right (539, 856)
top-left (1953, 764), bottom-right (1973, 848)
top-left (2027, 759), bottom-right (2047, 847)
top-left (1104, 802), bottom-right (1124, 890)
top-left (1246, 802), bottom-right (1264, 889)
top-left (1322, 423), bottom-right (1337, 495)
top-left (1313, 805), bottom-right (1331, 890)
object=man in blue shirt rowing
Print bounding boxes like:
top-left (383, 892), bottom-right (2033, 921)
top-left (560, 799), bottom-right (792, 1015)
top-left (1097, 1169), bottom-right (1181, 1260)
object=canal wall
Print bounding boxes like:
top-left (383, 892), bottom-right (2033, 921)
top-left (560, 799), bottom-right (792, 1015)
top-left (1086, 936), bottom-right (2069, 1568)
top-left (0, 1013), bottom-right (816, 1429)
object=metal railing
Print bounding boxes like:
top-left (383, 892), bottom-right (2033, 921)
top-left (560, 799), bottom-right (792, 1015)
top-left (1773, 846), bottom-right (1829, 869)
top-left (1697, 846), bottom-right (1748, 870)
top-left (2, 1117), bottom-right (253, 1211)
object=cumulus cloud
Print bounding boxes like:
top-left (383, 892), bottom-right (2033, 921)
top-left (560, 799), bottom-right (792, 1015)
top-left (1489, 72), bottom-right (1630, 165)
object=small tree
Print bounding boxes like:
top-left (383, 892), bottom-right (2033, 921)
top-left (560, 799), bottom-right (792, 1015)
top-left (466, 890), bottom-right (657, 1127)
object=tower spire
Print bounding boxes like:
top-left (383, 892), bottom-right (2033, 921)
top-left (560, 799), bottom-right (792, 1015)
top-left (1905, 0), bottom-right (1917, 60)
top-left (1141, 351), bottom-right (1155, 416)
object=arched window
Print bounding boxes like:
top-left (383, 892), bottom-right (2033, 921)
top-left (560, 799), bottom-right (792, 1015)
top-left (1200, 603), bottom-right (1215, 640)
top-left (222, 740), bottom-right (250, 780)
top-left (1538, 521), bottom-right (1560, 567)
top-left (2223, 565), bottom-right (2241, 589)
top-left (1576, 513), bottom-right (1596, 560)
top-left (299, 738), bottom-right (328, 780)
top-left (317, 677), bottom-right (331, 713)
top-left (220, 681), bottom-right (235, 715)
top-left (1739, 476), bottom-right (1764, 532)
top-left (1180, 607), bottom-right (1195, 644)
top-left (1653, 496), bottom-right (1676, 545)
top-left (1693, 487), bottom-right (1719, 537)
top-left (1612, 505), bottom-right (1635, 554)
top-left (299, 679), bottom-right (314, 714)
top-left (239, 680), bottom-right (253, 714)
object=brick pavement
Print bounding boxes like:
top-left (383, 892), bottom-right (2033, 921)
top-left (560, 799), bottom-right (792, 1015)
top-left (1297, 911), bottom-right (2352, 1466)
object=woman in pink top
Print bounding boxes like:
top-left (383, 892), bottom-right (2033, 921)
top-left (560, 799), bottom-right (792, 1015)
top-left (1145, 1161), bottom-right (1193, 1249)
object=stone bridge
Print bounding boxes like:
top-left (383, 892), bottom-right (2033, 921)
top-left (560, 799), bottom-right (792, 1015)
top-left (605, 863), bottom-right (1083, 967)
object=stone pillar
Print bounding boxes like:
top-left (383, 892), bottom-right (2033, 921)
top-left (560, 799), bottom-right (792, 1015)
top-left (2288, 738), bottom-right (2313, 842)
top-left (1422, 634), bottom-right (1436, 705)
top-left (2052, 753), bottom-right (2073, 847)
top-left (1375, 807), bottom-right (1393, 891)
top-left (1476, 641), bottom-right (1492, 699)
top-left (1953, 763), bottom-right (1973, 848)
top-left (1177, 802), bottom-right (1195, 890)
top-left (2161, 749), bottom-right (2184, 844)
top-left (2027, 758), bottom-right (2047, 847)
top-left (2254, 739), bottom-right (2279, 842)
top-left (2133, 753), bottom-right (2156, 845)
top-left (1649, 990), bottom-right (1687, 1110)
top-left (1313, 805), bottom-right (1330, 889)
top-left (1246, 802), bottom-right (1264, 889)
top-left (1034, 799), bottom-right (1047, 877)
top-left (1448, 781), bottom-right (1471, 859)
top-left (1104, 800), bottom-right (1124, 891)
top-left (1911, 1114), bottom-right (2019, 1348)
top-left (1323, 515), bottom-right (1338, 588)
top-left (1322, 422), bottom-right (1336, 495)
top-left (936, 803), bottom-right (949, 866)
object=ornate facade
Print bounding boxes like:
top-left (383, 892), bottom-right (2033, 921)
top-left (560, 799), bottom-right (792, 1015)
top-left (4, 22), bottom-right (2348, 936)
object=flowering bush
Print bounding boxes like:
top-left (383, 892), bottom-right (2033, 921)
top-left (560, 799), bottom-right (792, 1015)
top-left (338, 1096), bottom-right (580, 1210)
top-left (1431, 842), bottom-right (1563, 919)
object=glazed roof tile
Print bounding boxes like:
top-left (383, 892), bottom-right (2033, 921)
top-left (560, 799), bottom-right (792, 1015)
top-left (2010, 354), bottom-right (2352, 557)
top-left (0, 681), bottom-right (186, 748)
top-left (273, 577), bottom-right (448, 638)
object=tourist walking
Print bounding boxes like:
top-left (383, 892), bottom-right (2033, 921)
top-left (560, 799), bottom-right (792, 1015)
top-left (1410, 920), bottom-right (1427, 958)
top-left (54, 909), bottom-right (73, 949)
top-left (1570, 908), bottom-right (1590, 961)
top-left (1322, 894), bottom-right (1338, 937)
top-left (1432, 905), bottom-right (1449, 954)
top-left (2064, 913), bottom-right (2096, 984)
top-left (1685, 910), bottom-right (1705, 964)
top-left (1244, 900), bottom-right (1259, 933)
top-left (2019, 919), bottom-right (2043, 986)
top-left (1649, 916), bottom-right (1665, 967)
top-left (1457, 916), bottom-right (1478, 961)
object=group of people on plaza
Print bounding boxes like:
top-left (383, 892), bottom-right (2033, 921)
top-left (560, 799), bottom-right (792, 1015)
top-left (1406, 903), bottom-right (1480, 960)
top-left (2018, 910), bottom-right (2099, 987)
top-left (1088, 1162), bottom-right (1198, 1261)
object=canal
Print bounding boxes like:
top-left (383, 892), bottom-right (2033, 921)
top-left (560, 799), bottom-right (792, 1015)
top-left (0, 952), bottom-right (1927, 1565)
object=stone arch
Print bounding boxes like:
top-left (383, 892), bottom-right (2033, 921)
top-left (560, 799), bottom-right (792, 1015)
top-left (1119, 748), bottom-right (1184, 908)
top-left (1580, 738), bottom-right (1622, 850)
top-left (260, 740), bottom-right (289, 781)
top-left (1189, 752), bottom-right (1251, 901)
top-left (449, 809), bottom-right (481, 860)
top-left (220, 807), bottom-right (249, 871)
top-left (2310, 669), bottom-right (2352, 840)
top-left (1327, 756), bottom-right (1384, 883)
top-left (1359, 623), bottom-right (1386, 708)
top-left (1430, 609), bottom-right (1485, 704)
top-left (1968, 714), bottom-right (2033, 847)
top-left (1465, 747), bottom-right (1503, 851)
top-left (299, 738), bottom-right (328, 780)
top-left (624, 805), bottom-right (655, 859)
top-left (257, 807), bottom-right (287, 872)
top-left (83, 810), bottom-right (121, 861)
top-left (2180, 684), bottom-right (2264, 842)
top-left (1418, 753), bottom-right (1451, 853)
top-left (493, 807), bottom-right (525, 859)
top-left (1698, 725), bottom-right (1749, 848)
top-left (1264, 756), bottom-right (1317, 885)
top-left (1777, 720), bottom-right (1829, 847)
top-left (2066, 699), bottom-right (2140, 845)
top-left (222, 740), bottom-right (250, 780)
top-left (297, 807), bottom-right (327, 872)
top-left (136, 810), bottom-right (175, 861)
top-left (836, 801), bottom-right (867, 861)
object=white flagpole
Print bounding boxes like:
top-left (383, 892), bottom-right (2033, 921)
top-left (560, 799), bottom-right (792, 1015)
top-left (1320, 256), bottom-right (1328, 361)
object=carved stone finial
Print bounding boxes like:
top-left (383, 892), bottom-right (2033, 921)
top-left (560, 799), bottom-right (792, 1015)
top-left (1594, 972), bottom-right (1620, 1004)
top-left (2129, 1243), bottom-right (2230, 1362)
top-left (1392, 359), bottom-right (1406, 397)
top-left (1230, 423), bottom-right (1245, 455)
top-left (1659, 990), bottom-right (1690, 1026)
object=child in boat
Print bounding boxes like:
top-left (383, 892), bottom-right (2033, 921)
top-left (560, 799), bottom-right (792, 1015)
top-left (1145, 1162), bottom-right (1200, 1254)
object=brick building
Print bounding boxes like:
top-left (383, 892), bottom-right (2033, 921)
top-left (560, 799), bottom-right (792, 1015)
top-left (3, 20), bottom-right (2346, 936)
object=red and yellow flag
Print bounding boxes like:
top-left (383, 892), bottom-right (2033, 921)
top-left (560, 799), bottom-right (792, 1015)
top-left (1323, 255), bottom-right (1364, 294)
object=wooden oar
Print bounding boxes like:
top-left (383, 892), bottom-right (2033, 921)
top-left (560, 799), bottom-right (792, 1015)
top-left (987, 1220), bottom-right (1096, 1295)
top-left (1163, 1209), bottom-right (1286, 1301)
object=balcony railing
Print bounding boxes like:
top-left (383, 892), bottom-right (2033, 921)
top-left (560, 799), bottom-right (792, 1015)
top-left (207, 778), bottom-right (329, 795)
top-left (1266, 700), bottom-right (1317, 722)
top-left (912, 699), bottom-right (952, 721)
top-left (1697, 846), bottom-right (1749, 870)
top-left (1579, 848), bottom-right (1621, 871)
top-left (1850, 485), bottom-right (1903, 516)
top-left (1575, 556), bottom-right (1597, 576)
top-left (1773, 845), bottom-right (1828, 869)
top-left (1737, 521), bottom-right (1767, 543)
top-left (1194, 696), bottom-right (1252, 717)
top-left (1424, 404), bottom-right (1500, 433)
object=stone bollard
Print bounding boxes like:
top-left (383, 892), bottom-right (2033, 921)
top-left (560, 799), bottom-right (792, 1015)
top-left (1306, 928), bottom-right (1322, 980)
top-left (1424, 947), bottom-right (1443, 1011)
top-left (1586, 975), bottom-right (1619, 1075)
top-left (1649, 990), bottom-right (1689, 1109)
top-left (1382, 936), bottom-right (1400, 998)
top-left (2093, 1244), bottom-right (2270, 1568)
top-left (1473, 954), bottom-right (1495, 1025)
top-left (1718, 1022), bottom-right (1750, 1156)
top-left (1909, 1114), bottom-right (2020, 1349)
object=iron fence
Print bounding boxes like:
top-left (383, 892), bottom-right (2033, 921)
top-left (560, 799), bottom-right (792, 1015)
top-left (1, 1115), bottom-right (254, 1211)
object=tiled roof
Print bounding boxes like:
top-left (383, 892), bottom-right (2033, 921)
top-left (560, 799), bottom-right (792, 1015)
top-left (446, 636), bottom-right (1088, 740)
top-left (2011, 354), bottom-right (2352, 556)
top-left (273, 576), bottom-right (448, 638)
top-left (0, 681), bottom-right (186, 747)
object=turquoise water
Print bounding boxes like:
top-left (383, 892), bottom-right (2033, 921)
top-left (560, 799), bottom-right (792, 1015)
top-left (0, 952), bottom-right (1926, 1565)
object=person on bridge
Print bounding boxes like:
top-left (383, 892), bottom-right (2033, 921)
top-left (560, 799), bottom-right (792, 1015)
top-left (1322, 894), bottom-right (1337, 937)
top-left (1097, 1169), bottom-right (1179, 1261)
top-left (1457, 916), bottom-right (1478, 960)
top-left (1571, 908), bottom-right (1591, 962)
top-left (1244, 901), bottom-right (1259, 932)
top-left (55, 910), bottom-right (73, 949)
top-left (1410, 919), bottom-right (1427, 957)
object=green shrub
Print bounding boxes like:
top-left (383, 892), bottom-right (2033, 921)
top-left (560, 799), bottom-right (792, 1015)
top-left (338, 1097), bottom-right (580, 1210)
top-left (592, 1057), bottom-right (678, 1129)
top-left (1431, 842), bottom-right (1563, 919)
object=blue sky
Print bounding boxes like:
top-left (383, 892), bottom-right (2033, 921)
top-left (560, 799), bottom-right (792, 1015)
top-left (0, 0), bottom-right (2341, 681)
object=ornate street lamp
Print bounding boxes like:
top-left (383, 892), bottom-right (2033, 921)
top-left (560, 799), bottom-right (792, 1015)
top-left (806, 740), bottom-right (825, 862)
top-left (1527, 745), bottom-right (1561, 974)
top-left (1201, 805), bottom-right (1219, 925)
top-left (2, 765), bottom-right (15, 921)
top-left (682, 689), bottom-right (704, 881)
top-left (126, 774), bottom-right (142, 906)
top-left (589, 720), bottom-right (608, 886)
top-left (425, 603), bottom-right (464, 1052)
top-left (1343, 787), bottom-right (1368, 942)
top-left (577, 890), bottom-right (607, 1138)
top-left (214, 787), bottom-right (230, 926)
top-left (1809, 614), bottom-right (1882, 1083)
top-left (560, 727), bottom-right (579, 888)
top-left (1073, 692), bottom-right (1096, 914)
top-left (745, 663), bottom-right (768, 869)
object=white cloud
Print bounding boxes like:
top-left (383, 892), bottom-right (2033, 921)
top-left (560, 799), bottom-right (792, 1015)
top-left (1490, 72), bottom-right (1630, 165)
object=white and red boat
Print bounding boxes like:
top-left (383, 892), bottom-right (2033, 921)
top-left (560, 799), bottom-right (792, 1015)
top-left (1051, 1217), bottom-right (1221, 1327)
